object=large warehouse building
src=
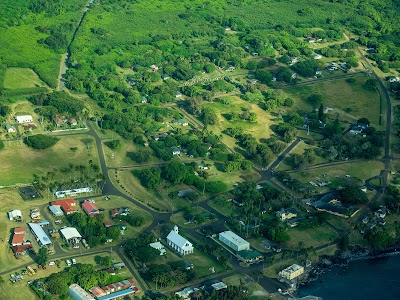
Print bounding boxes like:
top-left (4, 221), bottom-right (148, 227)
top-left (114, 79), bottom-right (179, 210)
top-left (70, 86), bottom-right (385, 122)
top-left (218, 230), bottom-right (250, 252)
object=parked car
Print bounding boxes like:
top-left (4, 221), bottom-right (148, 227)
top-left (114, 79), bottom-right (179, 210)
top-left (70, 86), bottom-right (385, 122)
top-left (66, 260), bottom-right (71, 266)
top-left (48, 261), bottom-right (55, 266)
top-left (72, 259), bottom-right (77, 265)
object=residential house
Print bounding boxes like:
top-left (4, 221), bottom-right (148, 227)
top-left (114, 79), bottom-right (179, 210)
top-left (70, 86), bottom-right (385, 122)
top-left (172, 119), bottom-right (189, 126)
top-left (5, 124), bottom-right (16, 133)
top-left (53, 115), bottom-right (66, 127)
top-left (171, 146), bottom-right (181, 155)
top-left (276, 208), bottom-right (298, 221)
top-left (176, 91), bottom-right (183, 98)
top-left (15, 115), bottom-right (33, 124)
top-left (82, 201), bottom-right (100, 217)
top-left (312, 53), bottom-right (322, 59)
top-left (149, 241), bottom-right (166, 255)
top-left (51, 199), bottom-right (77, 215)
top-left (104, 222), bottom-right (113, 228)
top-left (69, 118), bottom-right (78, 126)
top-left (150, 65), bottom-right (159, 71)
top-left (60, 227), bottom-right (82, 243)
top-left (48, 205), bottom-right (64, 217)
top-left (13, 244), bottom-right (33, 257)
top-left (375, 207), bottom-right (389, 218)
top-left (175, 287), bottom-right (194, 300)
top-left (8, 210), bottom-right (22, 221)
top-left (162, 74), bottom-right (170, 80)
top-left (166, 226), bottom-right (194, 255)
top-left (237, 250), bottom-right (264, 264)
top-left (28, 223), bottom-right (52, 247)
top-left (312, 193), bottom-right (360, 218)
top-left (11, 227), bottom-right (26, 246)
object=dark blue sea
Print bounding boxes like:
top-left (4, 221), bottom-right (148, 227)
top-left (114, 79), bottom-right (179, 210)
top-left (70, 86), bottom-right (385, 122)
top-left (297, 254), bottom-right (400, 300)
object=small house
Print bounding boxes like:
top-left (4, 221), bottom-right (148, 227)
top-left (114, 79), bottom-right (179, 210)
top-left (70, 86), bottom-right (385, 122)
top-left (173, 119), bottom-right (188, 126)
top-left (162, 74), bottom-right (170, 80)
top-left (171, 147), bottom-right (181, 155)
top-left (149, 242), bottom-right (166, 255)
top-left (5, 124), bottom-right (16, 133)
top-left (150, 64), bottom-right (159, 71)
top-left (276, 208), bottom-right (298, 221)
top-left (176, 91), bottom-right (183, 98)
top-left (69, 118), bottom-right (78, 126)
top-left (82, 201), bottom-right (99, 217)
top-left (48, 205), bottom-right (64, 217)
top-left (375, 207), bottom-right (389, 218)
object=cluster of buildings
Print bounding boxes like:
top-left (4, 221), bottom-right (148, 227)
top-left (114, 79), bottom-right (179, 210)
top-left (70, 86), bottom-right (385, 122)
top-left (53, 186), bottom-right (93, 198)
top-left (68, 278), bottom-right (140, 300)
top-left (5, 115), bottom-right (34, 133)
top-left (311, 193), bottom-right (360, 218)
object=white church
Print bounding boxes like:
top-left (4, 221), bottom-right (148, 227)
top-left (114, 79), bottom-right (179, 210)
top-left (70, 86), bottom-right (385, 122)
top-left (166, 225), bottom-right (194, 255)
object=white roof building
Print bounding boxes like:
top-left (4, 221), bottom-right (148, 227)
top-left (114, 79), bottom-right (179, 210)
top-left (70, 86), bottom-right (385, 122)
top-left (49, 205), bottom-right (64, 217)
top-left (149, 242), bottom-right (166, 255)
top-left (166, 226), bottom-right (194, 255)
top-left (219, 230), bottom-right (250, 252)
top-left (15, 115), bottom-right (33, 123)
top-left (8, 210), bottom-right (22, 221)
top-left (54, 186), bottom-right (93, 198)
top-left (68, 284), bottom-right (95, 300)
top-left (278, 264), bottom-right (304, 281)
top-left (60, 227), bottom-right (82, 241)
top-left (28, 223), bottom-right (52, 246)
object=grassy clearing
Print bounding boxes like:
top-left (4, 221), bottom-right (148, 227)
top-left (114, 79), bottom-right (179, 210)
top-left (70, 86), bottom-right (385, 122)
top-left (110, 170), bottom-right (189, 212)
top-left (289, 160), bottom-right (384, 191)
top-left (285, 76), bottom-right (382, 129)
top-left (0, 134), bottom-right (98, 186)
top-left (285, 225), bottom-right (339, 249)
top-left (4, 68), bottom-right (49, 89)
top-left (208, 199), bottom-right (242, 217)
top-left (203, 95), bottom-right (277, 142)
top-left (224, 273), bottom-right (270, 298)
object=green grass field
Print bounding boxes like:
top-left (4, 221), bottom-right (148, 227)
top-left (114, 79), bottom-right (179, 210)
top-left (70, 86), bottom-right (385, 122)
top-left (285, 76), bottom-right (382, 129)
top-left (4, 68), bottom-right (49, 89)
top-left (0, 134), bottom-right (99, 186)
top-left (285, 225), bottom-right (339, 249)
top-left (289, 160), bottom-right (384, 191)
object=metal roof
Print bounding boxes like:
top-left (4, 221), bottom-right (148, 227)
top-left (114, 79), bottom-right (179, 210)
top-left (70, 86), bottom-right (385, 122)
top-left (60, 227), bottom-right (82, 240)
top-left (28, 223), bottom-right (51, 246)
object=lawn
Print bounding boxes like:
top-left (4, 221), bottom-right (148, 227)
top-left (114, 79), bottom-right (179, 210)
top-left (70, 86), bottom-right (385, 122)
top-left (0, 134), bottom-right (99, 186)
top-left (110, 170), bottom-right (186, 212)
top-left (4, 68), bottom-right (49, 89)
top-left (207, 198), bottom-right (242, 217)
top-left (223, 274), bottom-right (270, 300)
top-left (285, 224), bottom-right (339, 249)
top-left (203, 95), bottom-right (277, 142)
top-left (285, 76), bottom-right (382, 129)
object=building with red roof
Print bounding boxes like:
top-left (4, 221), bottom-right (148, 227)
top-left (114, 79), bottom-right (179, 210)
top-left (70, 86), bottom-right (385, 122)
top-left (11, 232), bottom-right (25, 246)
top-left (14, 227), bottom-right (25, 234)
top-left (110, 209), bottom-right (119, 218)
top-left (51, 199), bottom-right (77, 215)
top-left (101, 279), bottom-right (135, 294)
top-left (82, 201), bottom-right (99, 217)
top-left (12, 244), bottom-right (32, 257)
top-left (104, 222), bottom-right (113, 228)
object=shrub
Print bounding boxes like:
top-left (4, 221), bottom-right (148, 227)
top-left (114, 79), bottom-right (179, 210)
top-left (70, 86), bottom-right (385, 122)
top-left (24, 134), bottom-right (59, 149)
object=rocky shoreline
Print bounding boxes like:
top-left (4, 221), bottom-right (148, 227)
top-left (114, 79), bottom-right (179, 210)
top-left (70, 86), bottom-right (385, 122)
top-left (298, 245), bottom-right (400, 289)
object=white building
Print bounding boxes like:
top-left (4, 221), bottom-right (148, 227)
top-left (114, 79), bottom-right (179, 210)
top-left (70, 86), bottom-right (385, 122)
top-left (68, 284), bottom-right (95, 300)
top-left (166, 226), bottom-right (194, 255)
top-left (149, 242), bottom-right (166, 255)
top-left (60, 227), bottom-right (82, 242)
top-left (219, 231), bottom-right (250, 252)
top-left (15, 115), bottom-right (33, 123)
top-left (8, 210), bottom-right (22, 221)
top-left (54, 186), bottom-right (93, 198)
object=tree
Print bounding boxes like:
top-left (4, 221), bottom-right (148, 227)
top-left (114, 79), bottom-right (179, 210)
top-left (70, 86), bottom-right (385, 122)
top-left (24, 134), bottom-right (59, 149)
top-left (95, 255), bottom-right (113, 267)
top-left (0, 105), bottom-right (11, 117)
top-left (339, 186), bottom-right (368, 204)
top-left (0, 140), bottom-right (4, 150)
top-left (136, 246), bottom-right (160, 263)
top-left (307, 94), bottom-right (323, 106)
top-left (138, 168), bottom-right (161, 189)
top-left (106, 140), bottom-right (123, 150)
top-left (318, 103), bottom-right (324, 121)
top-left (36, 247), bottom-right (48, 267)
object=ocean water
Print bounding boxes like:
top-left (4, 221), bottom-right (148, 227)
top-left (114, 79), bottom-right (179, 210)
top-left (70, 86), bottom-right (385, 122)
top-left (297, 254), bottom-right (400, 300)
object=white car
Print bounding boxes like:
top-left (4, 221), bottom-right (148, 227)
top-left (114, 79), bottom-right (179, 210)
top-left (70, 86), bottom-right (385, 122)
top-left (72, 259), bottom-right (77, 265)
top-left (87, 199), bottom-right (95, 203)
top-left (48, 261), bottom-right (55, 266)
top-left (66, 260), bottom-right (72, 266)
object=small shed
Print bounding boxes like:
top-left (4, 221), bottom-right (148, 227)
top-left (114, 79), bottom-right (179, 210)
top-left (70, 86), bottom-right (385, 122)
top-left (49, 205), bottom-right (64, 217)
